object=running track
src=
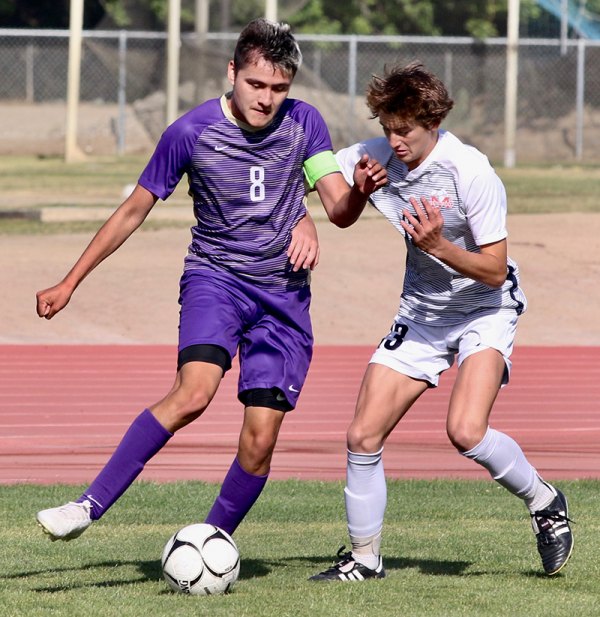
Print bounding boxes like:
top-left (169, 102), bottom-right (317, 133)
top-left (1, 345), bottom-right (599, 485)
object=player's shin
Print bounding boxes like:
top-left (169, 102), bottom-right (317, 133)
top-left (204, 456), bottom-right (268, 535)
top-left (79, 408), bottom-right (173, 519)
top-left (345, 448), bottom-right (386, 569)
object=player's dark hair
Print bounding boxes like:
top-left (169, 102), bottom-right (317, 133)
top-left (366, 62), bottom-right (454, 129)
top-left (233, 18), bottom-right (302, 77)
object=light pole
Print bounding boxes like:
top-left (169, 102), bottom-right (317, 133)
top-left (65, 0), bottom-right (84, 162)
top-left (265, 0), bottom-right (278, 22)
top-left (166, 0), bottom-right (181, 127)
top-left (503, 0), bottom-right (520, 168)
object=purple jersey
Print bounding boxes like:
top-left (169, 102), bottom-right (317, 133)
top-left (139, 95), bottom-right (334, 291)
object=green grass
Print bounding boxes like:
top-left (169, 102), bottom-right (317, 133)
top-left (1, 479), bottom-right (597, 617)
top-left (499, 166), bottom-right (600, 214)
top-left (1, 156), bottom-right (600, 236)
top-left (0, 155), bottom-right (143, 198)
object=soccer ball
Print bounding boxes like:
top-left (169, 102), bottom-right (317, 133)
top-left (161, 523), bottom-right (240, 596)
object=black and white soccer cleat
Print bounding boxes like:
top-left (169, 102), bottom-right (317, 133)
top-left (309, 546), bottom-right (385, 582)
top-left (531, 486), bottom-right (574, 575)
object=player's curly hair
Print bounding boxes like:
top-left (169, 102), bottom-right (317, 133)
top-left (234, 18), bottom-right (303, 77)
top-left (366, 62), bottom-right (454, 129)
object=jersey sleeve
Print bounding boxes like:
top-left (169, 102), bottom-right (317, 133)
top-left (138, 119), bottom-right (198, 200)
top-left (335, 143), bottom-right (365, 184)
top-left (301, 103), bottom-right (334, 160)
top-left (335, 138), bottom-right (393, 185)
top-left (463, 170), bottom-right (508, 246)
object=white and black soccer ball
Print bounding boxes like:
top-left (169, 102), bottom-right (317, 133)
top-left (161, 523), bottom-right (240, 596)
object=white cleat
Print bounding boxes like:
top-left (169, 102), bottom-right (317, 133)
top-left (36, 500), bottom-right (93, 541)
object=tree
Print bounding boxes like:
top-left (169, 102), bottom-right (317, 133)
top-left (289, 0), bottom-right (542, 38)
top-left (0, 0), bottom-right (553, 38)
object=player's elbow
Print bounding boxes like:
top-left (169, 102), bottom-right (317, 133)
top-left (484, 271), bottom-right (507, 289)
top-left (332, 217), bottom-right (356, 229)
top-left (327, 208), bottom-right (362, 228)
top-left (324, 212), bottom-right (351, 228)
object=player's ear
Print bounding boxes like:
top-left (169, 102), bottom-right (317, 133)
top-left (227, 60), bottom-right (236, 86)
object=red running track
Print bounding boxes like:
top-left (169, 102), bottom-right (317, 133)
top-left (1, 345), bottom-right (599, 485)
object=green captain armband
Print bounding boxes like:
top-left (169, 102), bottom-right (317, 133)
top-left (303, 150), bottom-right (340, 189)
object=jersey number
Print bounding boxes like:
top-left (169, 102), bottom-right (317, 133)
top-left (381, 322), bottom-right (408, 351)
top-left (250, 166), bottom-right (265, 202)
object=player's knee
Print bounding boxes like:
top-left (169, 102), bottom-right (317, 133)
top-left (346, 422), bottom-right (381, 453)
top-left (447, 421), bottom-right (486, 453)
top-left (238, 433), bottom-right (277, 473)
top-left (245, 431), bottom-right (278, 459)
top-left (164, 385), bottom-right (213, 426)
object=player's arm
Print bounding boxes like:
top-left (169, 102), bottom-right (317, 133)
top-left (401, 195), bottom-right (508, 288)
top-left (287, 209), bottom-right (320, 271)
top-left (312, 153), bottom-right (387, 228)
top-left (36, 184), bottom-right (158, 319)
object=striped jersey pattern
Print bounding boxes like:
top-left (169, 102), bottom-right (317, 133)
top-left (138, 95), bottom-right (334, 291)
top-left (336, 130), bottom-right (527, 326)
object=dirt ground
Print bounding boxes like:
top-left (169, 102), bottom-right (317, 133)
top-left (2, 209), bottom-right (600, 347)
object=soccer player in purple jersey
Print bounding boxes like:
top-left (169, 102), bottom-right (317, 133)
top-left (34, 19), bottom-right (386, 543)
top-left (310, 63), bottom-right (573, 581)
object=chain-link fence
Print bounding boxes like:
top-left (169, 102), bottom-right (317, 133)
top-left (2, 28), bottom-right (600, 164)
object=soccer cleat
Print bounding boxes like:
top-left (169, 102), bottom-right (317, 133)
top-left (531, 486), bottom-right (574, 575)
top-left (36, 500), bottom-right (93, 541)
top-left (309, 546), bottom-right (385, 582)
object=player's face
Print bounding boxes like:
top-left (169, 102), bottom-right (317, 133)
top-left (380, 115), bottom-right (440, 171)
top-left (227, 56), bottom-right (293, 129)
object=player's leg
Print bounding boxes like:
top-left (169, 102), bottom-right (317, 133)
top-left (311, 317), bottom-right (441, 582)
top-left (205, 282), bottom-right (313, 536)
top-left (447, 315), bottom-right (573, 575)
top-left (205, 402), bottom-right (286, 535)
top-left (36, 270), bottom-right (240, 541)
top-left (345, 365), bottom-right (428, 576)
top-left (36, 358), bottom-right (224, 541)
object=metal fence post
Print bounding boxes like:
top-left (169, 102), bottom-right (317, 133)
top-left (348, 35), bottom-right (357, 145)
top-left (575, 38), bottom-right (585, 161)
top-left (25, 43), bottom-right (34, 103)
top-left (117, 30), bottom-right (127, 156)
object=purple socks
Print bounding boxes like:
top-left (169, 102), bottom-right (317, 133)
top-left (76, 410), bottom-right (267, 533)
top-left (78, 409), bottom-right (172, 520)
top-left (204, 457), bottom-right (269, 535)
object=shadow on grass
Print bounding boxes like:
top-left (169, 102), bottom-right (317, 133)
top-left (6, 558), bottom-right (270, 593)
top-left (293, 554), bottom-right (472, 577)
top-left (9, 553), bottom-right (471, 593)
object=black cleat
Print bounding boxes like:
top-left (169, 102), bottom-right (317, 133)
top-left (309, 546), bottom-right (385, 582)
top-left (531, 486), bottom-right (574, 575)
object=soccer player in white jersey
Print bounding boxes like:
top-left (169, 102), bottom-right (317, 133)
top-left (34, 19), bottom-right (386, 544)
top-left (310, 62), bottom-right (573, 581)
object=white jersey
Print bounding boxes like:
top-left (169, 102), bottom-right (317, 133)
top-left (336, 130), bottom-right (527, 326)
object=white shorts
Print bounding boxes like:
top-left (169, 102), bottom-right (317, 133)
top-left (370, 312), bottom-right (519, 387)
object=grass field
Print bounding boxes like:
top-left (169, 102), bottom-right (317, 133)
top-left (1, 480), bottom-right (597, 617)
top-left (1, 156), bottom-right (598, 616)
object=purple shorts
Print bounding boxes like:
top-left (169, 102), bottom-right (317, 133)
top-left (178, 268), bottom-right (313, 409)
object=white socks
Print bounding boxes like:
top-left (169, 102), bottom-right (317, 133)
top-left (345, 448), bottom-right (386, 569)
top-left (462, 427), bottom-right (554, 513)
top-left (343, 427), bottom-right (555, 571)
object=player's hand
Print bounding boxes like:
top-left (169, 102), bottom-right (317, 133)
top-left (36, 282), bottom-right (74, 319)
top-left (352, 154), bottom-right (387, 196)
top-left (288, 212), bottom-right (320, 271)
top-left (400, 196), bottom-right (444, 253)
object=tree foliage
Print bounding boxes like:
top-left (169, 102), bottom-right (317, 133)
top-left (289, 0), bottom-right (543, 38)
top-left (0, 0), bottom-right (557, 38)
